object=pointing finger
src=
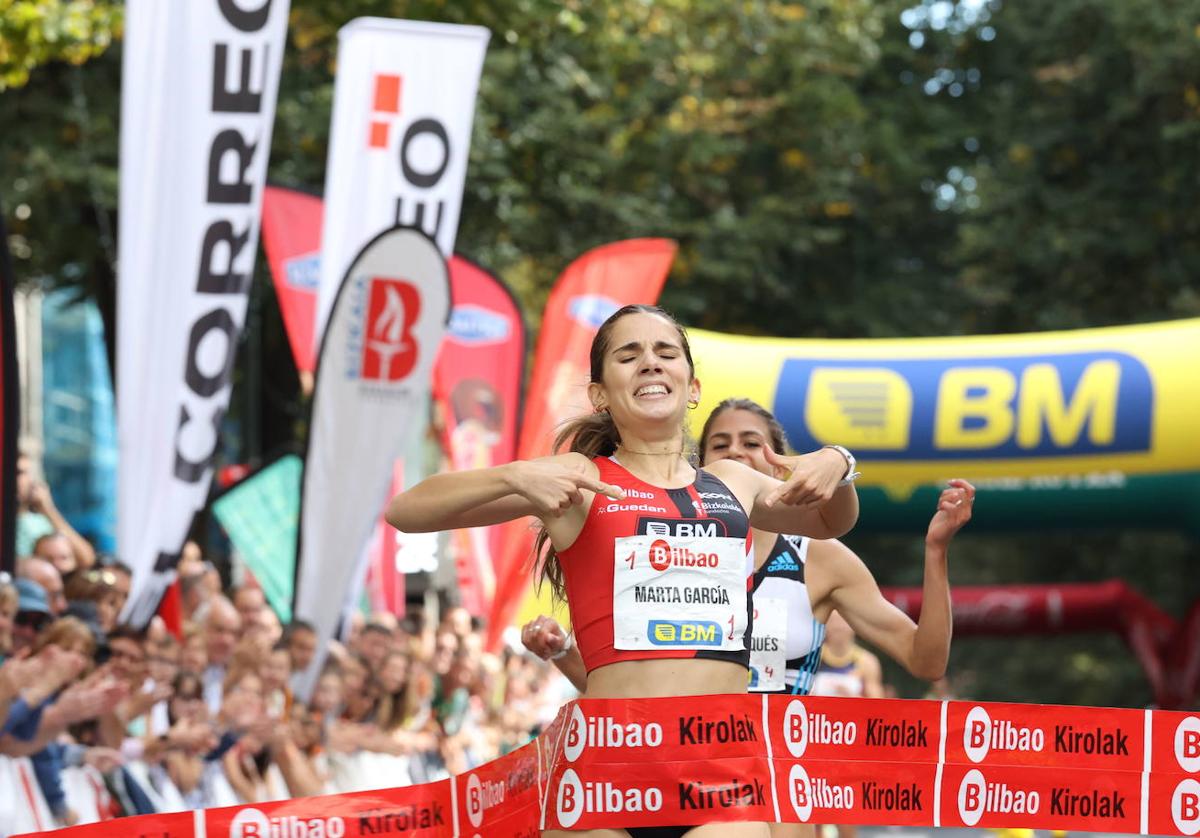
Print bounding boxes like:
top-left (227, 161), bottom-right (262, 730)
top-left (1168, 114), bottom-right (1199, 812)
top-left (577, 476), bottom-right (625, 500)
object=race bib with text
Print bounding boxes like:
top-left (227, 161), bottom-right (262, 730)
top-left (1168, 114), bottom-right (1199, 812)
top-left (612, 534), bottom-right (747, 651)
top-left (748, 595), bottom-right (787, 691)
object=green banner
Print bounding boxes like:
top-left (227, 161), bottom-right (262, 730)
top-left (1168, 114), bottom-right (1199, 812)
top-left (854, 472), bottom-right (1200, 536)
top-left (211, 454), bottom-right (302, 622)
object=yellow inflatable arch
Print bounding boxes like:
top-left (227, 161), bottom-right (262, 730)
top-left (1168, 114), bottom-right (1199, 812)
top-left (689, 318), bottom-right (1200, 534)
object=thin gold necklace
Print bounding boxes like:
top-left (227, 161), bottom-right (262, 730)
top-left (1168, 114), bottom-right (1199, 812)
top-left (616, 444), bottom-right (685, 457)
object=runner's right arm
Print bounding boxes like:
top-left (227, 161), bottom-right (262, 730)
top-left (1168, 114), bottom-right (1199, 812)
top-left (385, 453), bottom-right (623, 532)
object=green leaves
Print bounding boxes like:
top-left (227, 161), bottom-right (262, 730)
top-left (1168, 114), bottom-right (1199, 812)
top-left (0, 0), bottom-right (121, 91)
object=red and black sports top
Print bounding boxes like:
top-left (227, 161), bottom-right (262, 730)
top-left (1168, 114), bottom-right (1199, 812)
top-left (559, 456), bottom-right (755, 673)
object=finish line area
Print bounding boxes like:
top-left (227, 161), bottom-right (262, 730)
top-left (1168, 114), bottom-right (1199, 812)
top-left (20, 694), bottom-right (1200, 837)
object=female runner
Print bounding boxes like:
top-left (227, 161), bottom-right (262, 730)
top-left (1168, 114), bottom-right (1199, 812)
top-left (388, 305), bottom-right (860, 838)
top-left (523, 397), bottom-right (974, 838)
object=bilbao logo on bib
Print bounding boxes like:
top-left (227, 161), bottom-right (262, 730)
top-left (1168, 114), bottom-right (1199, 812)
top-left (1177, 716), bottom-right (1200, 773)
top-left (649, 539), bottom-right (672, 571)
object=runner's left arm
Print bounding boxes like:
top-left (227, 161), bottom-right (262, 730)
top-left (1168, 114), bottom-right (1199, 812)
top-left (822, 480), bottom-right (973, 681)
top-left (522, 617), bottom-right (587, 693)
top-left (711, 450), bottom-right (859, 539)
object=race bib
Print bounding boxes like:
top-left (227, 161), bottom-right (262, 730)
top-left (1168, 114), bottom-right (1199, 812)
top-left (612, 534), bottom-right (747, 651)
top-left (748, 595), bottom-right (787, 692)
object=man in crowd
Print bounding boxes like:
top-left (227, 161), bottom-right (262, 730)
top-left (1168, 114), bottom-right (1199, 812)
top-left (11, 579), bottom-right (54, 655)
top-left (353, 621), bottom-right (391, 673)
top-left (232, 585), bottom-right (265, 628)
top-left (283, 620), bottom-right (318, 689)
top-left (202, 597), bottom-right (241, 714)
top-left (18, 557), bottom-right (66, 617)
top-left (32, 533), bottom-right (78, 579)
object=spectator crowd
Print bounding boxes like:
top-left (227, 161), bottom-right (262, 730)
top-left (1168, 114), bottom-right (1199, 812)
top-left (0, 455), bottom-right (572, 835)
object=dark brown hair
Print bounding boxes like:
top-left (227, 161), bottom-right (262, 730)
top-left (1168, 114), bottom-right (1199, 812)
top-left (697, 398), bottom-right (790, 465)
top-left (536, 305), bottom-right (695, 601)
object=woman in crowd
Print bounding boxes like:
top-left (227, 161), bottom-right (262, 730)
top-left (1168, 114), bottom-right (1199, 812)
top-left (389, 305), bottom-right (860, 838)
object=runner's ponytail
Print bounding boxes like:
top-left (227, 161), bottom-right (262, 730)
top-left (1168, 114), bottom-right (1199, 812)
top-left (535, 409), bottom-right (621, 601)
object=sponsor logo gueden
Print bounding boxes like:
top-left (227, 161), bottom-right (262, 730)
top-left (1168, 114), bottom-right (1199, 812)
top-left (152, 0), bottom-right (280, 590)
top-left (774, 352), bottom-right (1153, 460)
top-left (1175, 716), bottom-right (1200, 835)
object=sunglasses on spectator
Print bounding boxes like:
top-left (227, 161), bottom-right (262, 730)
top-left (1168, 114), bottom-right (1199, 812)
top-left (84, 569), bottom-right (118, 587)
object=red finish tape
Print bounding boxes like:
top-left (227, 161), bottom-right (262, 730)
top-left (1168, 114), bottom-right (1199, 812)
top-left (18, 699), bottom-right (1200, 837)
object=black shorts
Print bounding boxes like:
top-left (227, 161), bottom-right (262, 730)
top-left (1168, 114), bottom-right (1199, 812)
top-left (627, 827), bottom-right (691, 838)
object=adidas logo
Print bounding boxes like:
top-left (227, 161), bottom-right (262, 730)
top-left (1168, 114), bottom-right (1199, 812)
top-left (766, 552), bottom-right (801, 573)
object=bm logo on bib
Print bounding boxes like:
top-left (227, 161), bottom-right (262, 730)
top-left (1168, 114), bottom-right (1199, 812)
top-left (774, 352), bottom-right (1152, 459)
top-left (648, 620), bottom-right (721, 646)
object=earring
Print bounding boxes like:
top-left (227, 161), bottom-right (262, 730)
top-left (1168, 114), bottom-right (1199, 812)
top-left (687, 399), bottom-right (699, 410)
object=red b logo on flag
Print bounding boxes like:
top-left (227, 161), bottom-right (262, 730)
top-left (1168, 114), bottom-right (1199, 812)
top-left (362, 277), bottom-right (421, 381)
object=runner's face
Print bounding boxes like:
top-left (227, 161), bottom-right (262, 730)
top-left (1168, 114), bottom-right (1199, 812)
top-left (592, 312), bottom-right (697, 430)
top-left (703, 409), bottom-right (778, 477)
